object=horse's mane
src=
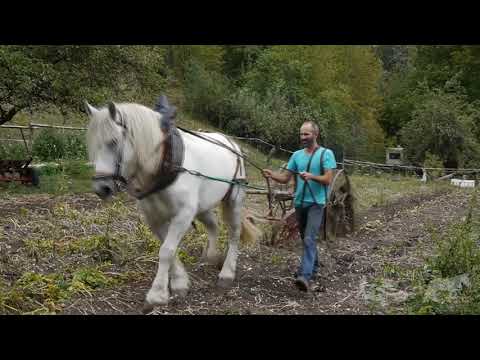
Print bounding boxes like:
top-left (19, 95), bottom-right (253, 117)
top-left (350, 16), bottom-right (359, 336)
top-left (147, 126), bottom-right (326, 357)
top-left (87, 103), bottom-right (165, 176)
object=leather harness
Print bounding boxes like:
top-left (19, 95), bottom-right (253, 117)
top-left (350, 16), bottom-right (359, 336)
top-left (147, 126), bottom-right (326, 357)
top-left (93, 122), bottom-right (245, 202)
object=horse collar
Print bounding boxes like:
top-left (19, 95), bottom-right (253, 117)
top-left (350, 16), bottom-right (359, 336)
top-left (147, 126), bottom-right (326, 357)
top-left (134, 127), bottom-right (185, 200)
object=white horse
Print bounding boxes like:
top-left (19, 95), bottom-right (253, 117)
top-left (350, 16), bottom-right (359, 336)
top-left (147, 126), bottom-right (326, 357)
top-left (85, 96), bottom-right (258, 312)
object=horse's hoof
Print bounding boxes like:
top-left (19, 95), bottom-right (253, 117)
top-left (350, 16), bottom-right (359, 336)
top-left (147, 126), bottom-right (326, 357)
top-left (145, 291), bottom-right (169, 308)
top-left (142, 302), bottom-right (155, 315)
top-left (172, 288), bottom-right (189, 298)
top-left (217, 278), bottom-right (234, 289)
top-left (201, 254), bottom-right (224, 269)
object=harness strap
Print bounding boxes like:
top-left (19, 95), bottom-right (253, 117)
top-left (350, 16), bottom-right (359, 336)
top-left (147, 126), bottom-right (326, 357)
top-left (305, 149), bottom-right (327, 207)
top-left (318, 149), bottom-right (328, 242)
top-left (299, 147), bottom-right (320, 207)
top-left (299, 147), bottom-right (328, 241)
top-left (222, 136), bottom-right (245, 202)
top-left (135, 127), bottom-right (185, 200)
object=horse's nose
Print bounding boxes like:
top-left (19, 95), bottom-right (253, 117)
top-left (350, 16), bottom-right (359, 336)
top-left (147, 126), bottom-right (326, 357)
top-left (95, 184), bottom-right (113, 199)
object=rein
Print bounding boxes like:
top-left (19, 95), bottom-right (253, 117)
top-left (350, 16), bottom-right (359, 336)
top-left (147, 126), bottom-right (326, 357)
top-left (176, 126), bottom-right (274, 212)
top-left (93, 123), bottom-right (274, 213)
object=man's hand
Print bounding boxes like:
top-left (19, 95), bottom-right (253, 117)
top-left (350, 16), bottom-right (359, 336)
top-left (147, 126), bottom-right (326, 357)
top-left (263, 169), bottom-right (274, 179)
top-left (299, 170), bottom-right (334, 185)
top-left (263, 169), bottom-right (292, 185)
top-left (300, 172), bottom-right (314, 181)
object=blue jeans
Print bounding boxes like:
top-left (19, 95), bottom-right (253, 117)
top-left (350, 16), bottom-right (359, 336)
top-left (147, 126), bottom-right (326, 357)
top-left (295, 204), bottom-right (325, 281)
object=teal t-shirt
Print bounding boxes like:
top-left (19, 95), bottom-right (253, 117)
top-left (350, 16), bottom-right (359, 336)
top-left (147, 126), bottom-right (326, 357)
top-left (287, 147), bottom-right (337, 208)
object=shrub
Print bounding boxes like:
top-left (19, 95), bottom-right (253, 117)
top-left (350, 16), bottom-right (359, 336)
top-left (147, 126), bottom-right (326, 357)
top-left (424, 152), bottom-right (444, 179)
top-left (33, 130), bottom-right (65, 161)
top-left (0, 142), bottom-right (28, 160)
top-left (32, 129), bottom-right (87, 161)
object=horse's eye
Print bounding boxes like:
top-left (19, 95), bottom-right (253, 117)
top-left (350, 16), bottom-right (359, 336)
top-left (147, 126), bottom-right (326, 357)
top-left (107, 140), bottom-right (118, 150)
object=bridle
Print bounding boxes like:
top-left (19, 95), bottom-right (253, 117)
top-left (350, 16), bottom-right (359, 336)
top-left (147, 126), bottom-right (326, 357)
top-left (92, 116), bottom-right (182, 200)
top-left (91, 112), bottom-right (131, 192)
top-left (92, 150), bottom-right (129, 192)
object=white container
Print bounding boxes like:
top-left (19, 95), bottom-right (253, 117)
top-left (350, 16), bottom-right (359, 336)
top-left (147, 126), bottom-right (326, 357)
top-left (451, 179), bottom-right (476, 188)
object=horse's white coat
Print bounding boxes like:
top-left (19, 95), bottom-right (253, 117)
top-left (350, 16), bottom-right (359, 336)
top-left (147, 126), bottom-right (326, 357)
top-left (86, 102), bottom-right (248, 308)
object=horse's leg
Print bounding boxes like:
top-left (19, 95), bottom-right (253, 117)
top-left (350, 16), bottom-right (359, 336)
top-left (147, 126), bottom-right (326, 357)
top-left (218, 187), bottom-right (245, 289)
top-left (145, 209), bottom-right (196, 308)
top-left (142, 219), bottom-right (190, 299)
top-left (197, 210), bottom-right (222, 268)
top-left (170, 256), bottom-right (190, 298)
top-left (141, 212), bottom-right (191, 299)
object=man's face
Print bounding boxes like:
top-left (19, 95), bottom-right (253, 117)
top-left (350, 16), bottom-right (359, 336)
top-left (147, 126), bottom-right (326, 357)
top-left (300, 124), bottom-right (317, 148)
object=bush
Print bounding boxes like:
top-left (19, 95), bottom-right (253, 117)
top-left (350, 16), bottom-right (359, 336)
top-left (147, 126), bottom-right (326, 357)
top-left (183, 60), bottom-right (231, 127)
top-left (60, 160), bottom-right (92, 179)
top-left (424, 152), bottom-right (444, 179)
top-left (0, 142), bottom-right (28, 160)
top-left (430, 222), bottom-right (480, 278)
top-left (63, 133), bottom-right (87, 160)
top-left (400, 85), bottom-right (480, 168)
top-left (33, 130), bottom-right (65, 161)
top-left (407, 194), bottom-right (480, 314)
top-left (32, 130), bottom-right (87, 161)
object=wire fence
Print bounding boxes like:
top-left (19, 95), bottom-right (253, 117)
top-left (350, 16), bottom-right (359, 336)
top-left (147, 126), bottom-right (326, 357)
top-left (3, 122), bottom-right (480, 183)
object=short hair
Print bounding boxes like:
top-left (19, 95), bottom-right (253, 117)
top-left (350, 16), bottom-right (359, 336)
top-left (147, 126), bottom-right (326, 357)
top-left (302, 121), bottom-right (320, 135)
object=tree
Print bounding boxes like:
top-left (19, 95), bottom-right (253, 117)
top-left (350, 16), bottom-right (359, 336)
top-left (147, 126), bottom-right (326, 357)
top-left (222, 45), bottom-right (269, 80)
top-left (164, 45), bottom-right (225, 81)
top-left (400, 85), bottom-right (480, 168)
top-left (379, 46), bottom-right (480, 141)
top-left (306, 46), bottom-right (386, 160)
top-left (374, 45), bottom-right (414, 74)
top-left (0, 46), bottom-right (167, 125)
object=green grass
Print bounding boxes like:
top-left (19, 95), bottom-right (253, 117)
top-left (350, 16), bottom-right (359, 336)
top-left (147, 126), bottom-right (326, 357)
top-left (0, 196), bottom-right (149, 314)
top-left (364, 190), bottom-right (480, 315)
top-left (0, 160), bottom-right (93, 195)
top-left (0, 263), bottom-right (119, 314)
top-left (350, 174), bottom-right (452, 211)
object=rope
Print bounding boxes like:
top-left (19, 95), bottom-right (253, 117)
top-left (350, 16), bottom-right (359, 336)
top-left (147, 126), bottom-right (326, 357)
top-left (177, 126), bottom-right (276, 212)
top-left (343, 159), bottom-right (480, 173)
top-left (178, 127), bottom-right (267, 173)
top-left (229, 135), bottom-right (294, 155)
top-left (177, 166), bottom-right (268, 191)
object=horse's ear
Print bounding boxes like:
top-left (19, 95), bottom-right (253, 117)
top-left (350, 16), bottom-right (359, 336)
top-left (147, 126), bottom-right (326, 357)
top-left (169, 106), bottom-right (177, 119)
top-left (108, 102), bottom-right (118, 121)
top-left (84, 101), bottom-right (97, 117)
top-left (107, 102), bottom-right (126, 129)
top-left (155, 95), bottom-right (170, 113)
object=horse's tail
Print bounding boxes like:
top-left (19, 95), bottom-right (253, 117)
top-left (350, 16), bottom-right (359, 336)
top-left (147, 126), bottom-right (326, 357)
top-left (240, 210), bottom-right (263, 246)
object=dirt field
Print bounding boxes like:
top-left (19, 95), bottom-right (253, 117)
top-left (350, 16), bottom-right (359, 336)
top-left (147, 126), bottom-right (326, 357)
top-left (0, 186), bottom-right (472, 315)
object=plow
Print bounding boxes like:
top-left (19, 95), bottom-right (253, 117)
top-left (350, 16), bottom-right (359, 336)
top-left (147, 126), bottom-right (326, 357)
top-left (0, 124), bottom-right (40, 187)
top-left (0, 158), bottom-right (40, 186)
top-left (246, 168), bottom-right (355, 248)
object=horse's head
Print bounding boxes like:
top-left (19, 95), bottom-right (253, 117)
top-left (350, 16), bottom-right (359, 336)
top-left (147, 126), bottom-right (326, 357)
top-left (85, 101), bottom-right (134, 200)
top-left (85, 98), bottom-right (175, 200)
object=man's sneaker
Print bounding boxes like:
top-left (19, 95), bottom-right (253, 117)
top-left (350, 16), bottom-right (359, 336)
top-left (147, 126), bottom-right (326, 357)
top-left (295, 276), bottom-right (310, 292)
top-left (295, 272), bottom-right (318, 281)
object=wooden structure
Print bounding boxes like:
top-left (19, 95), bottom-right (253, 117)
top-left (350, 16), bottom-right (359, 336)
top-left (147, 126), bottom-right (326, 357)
top-left (386, 147), bottom-right (404, 166)
top-left (247, 168), bottom-right (355, 248)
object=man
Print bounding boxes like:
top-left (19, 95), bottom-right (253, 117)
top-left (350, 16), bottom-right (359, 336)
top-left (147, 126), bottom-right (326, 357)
top-left (263, 121), bottom-right (336, 292)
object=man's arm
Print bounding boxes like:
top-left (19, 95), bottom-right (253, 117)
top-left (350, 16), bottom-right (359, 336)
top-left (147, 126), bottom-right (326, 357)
top-left (263, 169), bottom-right (294, 185)
top-left (301, 149), bottom-right (336, 185)
top-left (300, 169), bottom-right (334, 185)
